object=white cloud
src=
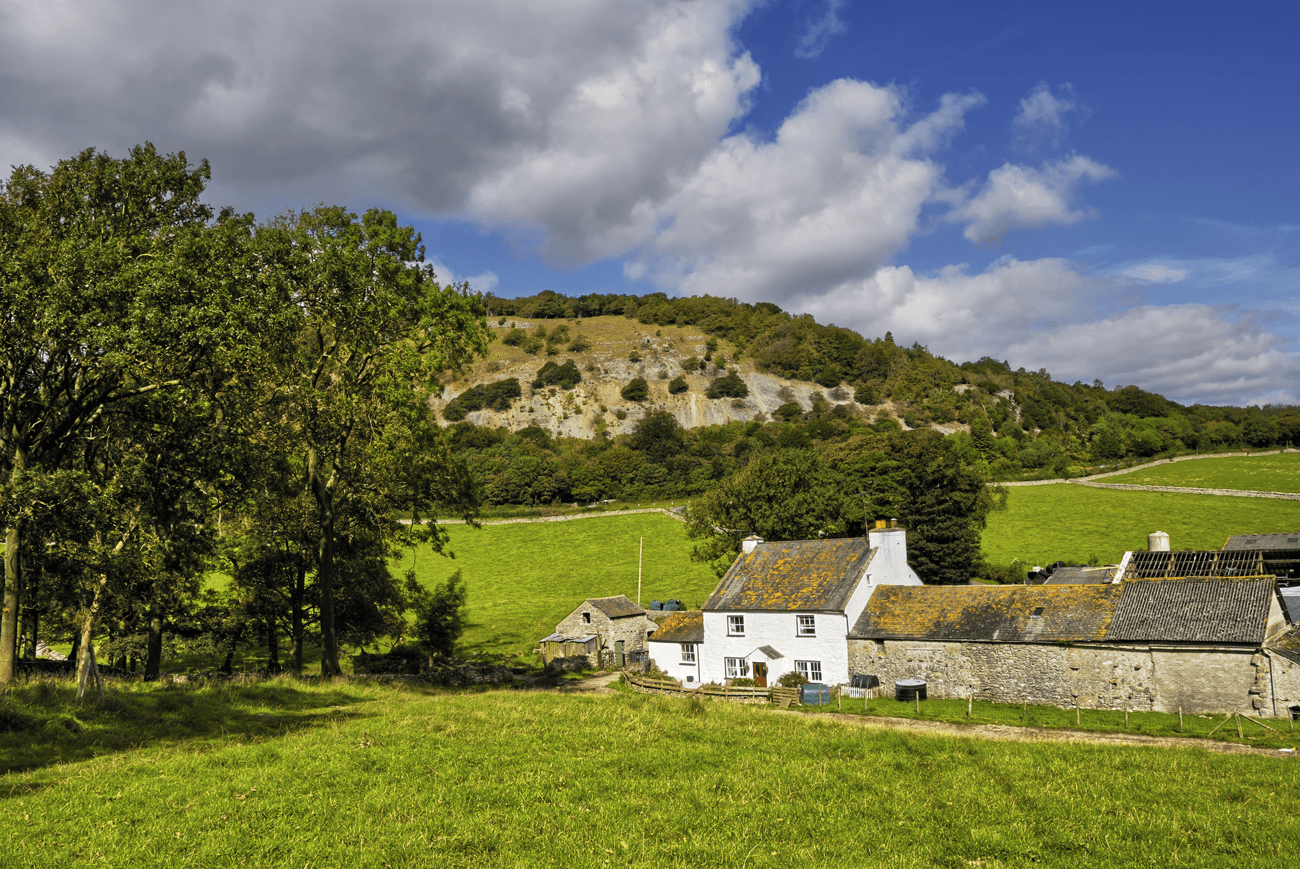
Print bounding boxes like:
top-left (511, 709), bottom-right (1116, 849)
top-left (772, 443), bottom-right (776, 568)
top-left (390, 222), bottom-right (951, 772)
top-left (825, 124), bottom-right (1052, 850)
top-left (1117, 262), bottom-right (1189, 284)
top-left (426, 259), bottom-right (499, 295)
top-left (795, 0), bottom-right (847, 59)
top-left (950, 155), bottom-right (1118, 246)
top-left (628, 81), bottom-right (986, 302)
top-left (1013, 82), bottom-right (1082, 150)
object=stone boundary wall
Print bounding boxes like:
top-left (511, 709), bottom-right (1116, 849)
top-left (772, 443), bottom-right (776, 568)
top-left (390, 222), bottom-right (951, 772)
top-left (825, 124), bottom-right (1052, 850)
top-left (1072, 482), bottom-right (1300, 500)
top-left (1001, 449), bottom-right (1299, 488)
top-left (428, 507), bottom-right (686, 527)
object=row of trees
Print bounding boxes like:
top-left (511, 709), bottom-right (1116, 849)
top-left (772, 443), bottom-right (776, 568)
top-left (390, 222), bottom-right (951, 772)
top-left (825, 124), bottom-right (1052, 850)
top-left (0, 145), bottom-right (489, 684)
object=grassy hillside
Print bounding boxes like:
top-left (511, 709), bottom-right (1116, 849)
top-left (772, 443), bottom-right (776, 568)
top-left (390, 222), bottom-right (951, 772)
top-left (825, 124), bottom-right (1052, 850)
top-left (981, 484), bottom-right (1300, 567)
top-left (1103, 452), bottom-right (1300, 493)
top-left (4, 681), bottom-right (1297, 867)
top-left (399, 513), bottom-right (719, 659)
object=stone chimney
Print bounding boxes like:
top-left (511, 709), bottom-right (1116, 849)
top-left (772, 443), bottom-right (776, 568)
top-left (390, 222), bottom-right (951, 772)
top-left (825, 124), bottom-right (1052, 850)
top-left (741, 535), bottom-right (764, 554)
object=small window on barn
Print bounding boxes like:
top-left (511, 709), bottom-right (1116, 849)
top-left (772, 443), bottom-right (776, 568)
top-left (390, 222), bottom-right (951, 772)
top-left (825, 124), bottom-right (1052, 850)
top-left (583, 612), bottom-right (591, 623)
top-left (1031, 607), bottom-right (1045, 618)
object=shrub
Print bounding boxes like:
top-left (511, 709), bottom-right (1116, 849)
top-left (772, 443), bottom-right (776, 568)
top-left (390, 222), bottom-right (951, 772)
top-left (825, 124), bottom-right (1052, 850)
top-left (682, 355), bottom-right (703, 371)
top-left (567, 335), bottom-right (591, 353)
top-left (706, 372), bottom-right (748, 399)
top-left (776, 671), bottom-right (807, 688)
top-left (774, 401), bottom-right (803, 422)
top-left (621, 377), bottom-right (650, 402)
top-left (414, 570), bottom-right (468, 657)
top-left (730, 677), bottom-right (757, 687)
top-left (502, 328), bottom-right (527, 346)
top-left (854, 384), bottom-right (878, 404)
top-left (667, 375), bottom-right (689, 394)
top-left (521, 336), bottom-right (544, 355)
top-left (532, 360), bottom-right (582, 390)
top-left (443, 378), bottom-right (522, 421)
top-left (628, 350), bottom-right (643, 363)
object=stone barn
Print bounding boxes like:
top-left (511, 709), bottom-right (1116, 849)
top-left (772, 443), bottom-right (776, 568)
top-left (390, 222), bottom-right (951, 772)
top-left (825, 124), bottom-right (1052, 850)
top-left (848, 576), bottom-right (1292, 716)
top-left (540, 595), bottom-right (653, 669)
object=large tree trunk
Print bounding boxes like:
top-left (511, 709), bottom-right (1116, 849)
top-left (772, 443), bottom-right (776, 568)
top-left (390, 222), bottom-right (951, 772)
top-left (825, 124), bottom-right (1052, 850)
top-left (220, 622), bottom-right (245, 675)
top-left (266, 615), bottom-right (280, 674)
top-left (144, 611), bottom-right (164, 681)
top-left (75, 580), bottom-right (107, 692)
top-left (308, 448), bottom-right (342, 677)
top-left (291, 562), bottom-right (305, 677)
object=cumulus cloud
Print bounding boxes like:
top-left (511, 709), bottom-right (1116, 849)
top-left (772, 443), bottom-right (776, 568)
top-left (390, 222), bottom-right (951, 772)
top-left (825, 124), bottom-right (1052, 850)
top-left (628, 83), bottom-right (986, 301)
top-left (1013, 82), bottom-right (1083, 150)
top-left (795, 0), bottom-right (847, 59)
top-left (950, 155), bottom-right (1118, 246)
top-left (426, 259), bottom-right (499, 295)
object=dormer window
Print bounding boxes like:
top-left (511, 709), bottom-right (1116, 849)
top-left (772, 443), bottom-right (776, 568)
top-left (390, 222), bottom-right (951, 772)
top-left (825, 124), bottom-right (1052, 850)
top-left (1031, 607), bottom-right (1044, 619)
top-left (728, 615), bottom-right (745, 636)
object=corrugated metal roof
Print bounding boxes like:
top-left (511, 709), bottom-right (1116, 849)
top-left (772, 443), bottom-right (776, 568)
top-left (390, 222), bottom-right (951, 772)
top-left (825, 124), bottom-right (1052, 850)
top-left (848, 585), bottom-right (1121, 642)
top-left (650, 610), bottom-right (703, 643)
top-left (587, 595), bottom-right (645, 619)
top-left (703, 538), bottom-right (873, 613)
top-left (1223, 533), bottom-right (1300, 551)
top-left (1105, 577), bottom-right (1274, 644)
top-left (1125, 550), bottom-right (1265, 579)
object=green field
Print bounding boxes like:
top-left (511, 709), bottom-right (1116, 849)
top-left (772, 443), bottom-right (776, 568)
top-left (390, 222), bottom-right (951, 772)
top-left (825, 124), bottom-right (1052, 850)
top-left (981, 484), bottom-right (1300, 568)
top-left (1103, 452), bottom-right (1300, 493)
top-left (3, 680), bottom-right (1297, 868)
top-left (399, 513), bottom-right (720, 659)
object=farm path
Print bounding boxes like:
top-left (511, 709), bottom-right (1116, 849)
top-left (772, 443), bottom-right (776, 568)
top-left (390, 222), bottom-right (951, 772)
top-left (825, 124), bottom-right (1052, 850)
top-left (557, 671), bottom-right (624, 694)
top-left (790, 709), bottom-right (1297, 759)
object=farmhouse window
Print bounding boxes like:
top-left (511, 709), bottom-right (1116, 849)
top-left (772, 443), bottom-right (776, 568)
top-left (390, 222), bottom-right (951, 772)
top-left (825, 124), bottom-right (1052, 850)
top-left (681, 643), bottom-right (697, 663)
top-left (797, 614), bottom-right (816, 636)
top-left (725, 657), bottom-right (749, 679)
top-left (727, 615), bottom-right (745, 636)
top-left (795, 660), bottom-right (822, 682)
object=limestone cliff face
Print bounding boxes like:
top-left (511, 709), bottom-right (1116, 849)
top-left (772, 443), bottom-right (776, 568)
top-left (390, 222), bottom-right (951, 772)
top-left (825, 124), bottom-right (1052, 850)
top-left (429, 317), bottom-right (891, 437)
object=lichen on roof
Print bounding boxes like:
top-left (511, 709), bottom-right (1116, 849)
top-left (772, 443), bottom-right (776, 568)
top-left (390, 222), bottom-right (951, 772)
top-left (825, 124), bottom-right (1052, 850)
top-left (850, 585), bottom-right (1121, 643)
top-left (586, 595), bottom-right (645, 619)
top-left (703, 538), bottom-right (873, 613)
top-left (651, 610), bottom-right (703, 643)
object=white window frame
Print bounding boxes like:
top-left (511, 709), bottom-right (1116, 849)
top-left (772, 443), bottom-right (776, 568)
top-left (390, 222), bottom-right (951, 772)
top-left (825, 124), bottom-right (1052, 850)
top-left (796, 614), bottom-right (816, 636)
top-left (725, 657), bottom-right (749, 679)
top-left (727, 614), bottom-right (745, 636)
top-left (795, 660), bottom-right (822, 682)
top-left (681, 643), bottom-right (696, 663)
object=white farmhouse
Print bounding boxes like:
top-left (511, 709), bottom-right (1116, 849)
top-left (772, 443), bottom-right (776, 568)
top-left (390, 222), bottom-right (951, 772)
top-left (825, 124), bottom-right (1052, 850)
top-left (650, 521), bottom-right (921, 688)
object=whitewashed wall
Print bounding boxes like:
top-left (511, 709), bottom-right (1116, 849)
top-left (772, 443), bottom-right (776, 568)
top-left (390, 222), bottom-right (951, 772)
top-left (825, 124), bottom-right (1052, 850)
top-left (648, 639), bottom-right (702, 687)
top-left (699, 611), bottom-right (851, 686)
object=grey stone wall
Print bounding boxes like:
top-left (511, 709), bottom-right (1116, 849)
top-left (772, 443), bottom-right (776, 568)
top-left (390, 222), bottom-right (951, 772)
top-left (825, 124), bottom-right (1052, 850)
top-left (1265, 653), bottom-right (1300, 718)
top-left (848, 638), bottom-right (1274, 715)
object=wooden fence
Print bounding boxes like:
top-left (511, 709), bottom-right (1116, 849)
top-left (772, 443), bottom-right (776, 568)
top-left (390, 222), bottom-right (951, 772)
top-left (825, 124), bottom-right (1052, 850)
top-left (624, 673), bottom-right (808, 706)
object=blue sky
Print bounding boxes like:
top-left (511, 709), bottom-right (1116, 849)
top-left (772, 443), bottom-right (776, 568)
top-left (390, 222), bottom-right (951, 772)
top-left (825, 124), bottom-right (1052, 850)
top-left (3, 0), bottom-right (1297, 405)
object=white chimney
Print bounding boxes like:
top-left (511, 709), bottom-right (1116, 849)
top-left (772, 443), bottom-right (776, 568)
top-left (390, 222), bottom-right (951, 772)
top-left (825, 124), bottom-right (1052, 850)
top-left (867, 520), bottom-right (922, 586)
top-left (741, 535), bottom-right (764, 554)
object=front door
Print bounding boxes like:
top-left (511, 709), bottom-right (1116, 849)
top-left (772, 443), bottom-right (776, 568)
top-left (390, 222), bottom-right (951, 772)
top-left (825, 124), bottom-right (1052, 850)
top-left (615, 640), bottom-right (625, 668)
top-left (753, 661), bottom-right (768, 688)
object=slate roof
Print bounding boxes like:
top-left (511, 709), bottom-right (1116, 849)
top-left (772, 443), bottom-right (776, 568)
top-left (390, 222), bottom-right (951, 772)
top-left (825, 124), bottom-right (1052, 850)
top-left (586, 595), bottom-right (645, 619)
top-left (1223, 533), bottom-right (1300, 551)
top-left (1043, 565), bottom-right (1119, 585)
top-left (649, 610), bottom-right (703, 643)
top-left (1105, 577), bottom-right (1275, 644)
top-left (849, 585), bottom-right (1121, 643)
top-left (1266, 628), bottom-right (1300, 666)
top-left (703, 538), bottom-right (873, 613)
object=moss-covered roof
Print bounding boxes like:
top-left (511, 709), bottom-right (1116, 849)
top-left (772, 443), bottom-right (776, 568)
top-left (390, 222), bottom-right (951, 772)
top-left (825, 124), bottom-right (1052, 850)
top-left (849, 585), bottom-right (1121, 642)
top-left (1106, 576), bottom-right (1275, 644)
top-left (703, 538), bottom-right (873, 613)
top-left (650, 610), bottom-right (704, 643)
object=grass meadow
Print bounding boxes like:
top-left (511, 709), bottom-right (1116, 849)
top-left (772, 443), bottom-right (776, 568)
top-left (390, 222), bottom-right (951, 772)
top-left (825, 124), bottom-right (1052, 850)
top-left (398, 513), bottom-right (720, 659)
top-left (1101, 452), bottom-right (1300, 493)
top-left (981, 484), bottom-right (1300, 568)
top-left (3, 679), bottom-right (1298, 868)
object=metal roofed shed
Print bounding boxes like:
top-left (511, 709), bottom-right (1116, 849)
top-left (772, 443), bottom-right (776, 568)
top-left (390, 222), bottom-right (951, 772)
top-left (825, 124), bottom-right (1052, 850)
top-left (1223, 533), bottom-right (1300, 552)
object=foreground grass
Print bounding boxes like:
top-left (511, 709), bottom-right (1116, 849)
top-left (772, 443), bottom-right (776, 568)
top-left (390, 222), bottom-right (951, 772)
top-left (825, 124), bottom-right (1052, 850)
top-left (982, 484), bottom-right (1300, 567)
top-left (397, 513), bottom-right (719, 659)
top-left (1102, 452), bottom-right (1300, 493)
top-left (3, 680), bottom-right (1297, 868)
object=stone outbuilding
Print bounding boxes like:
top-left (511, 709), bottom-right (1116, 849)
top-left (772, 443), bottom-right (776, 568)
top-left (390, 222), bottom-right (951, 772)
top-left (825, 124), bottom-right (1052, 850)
top-left (541, 595), bottom-right (653, 669)
top-left (848, 575), bottom-right (1292, 715)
